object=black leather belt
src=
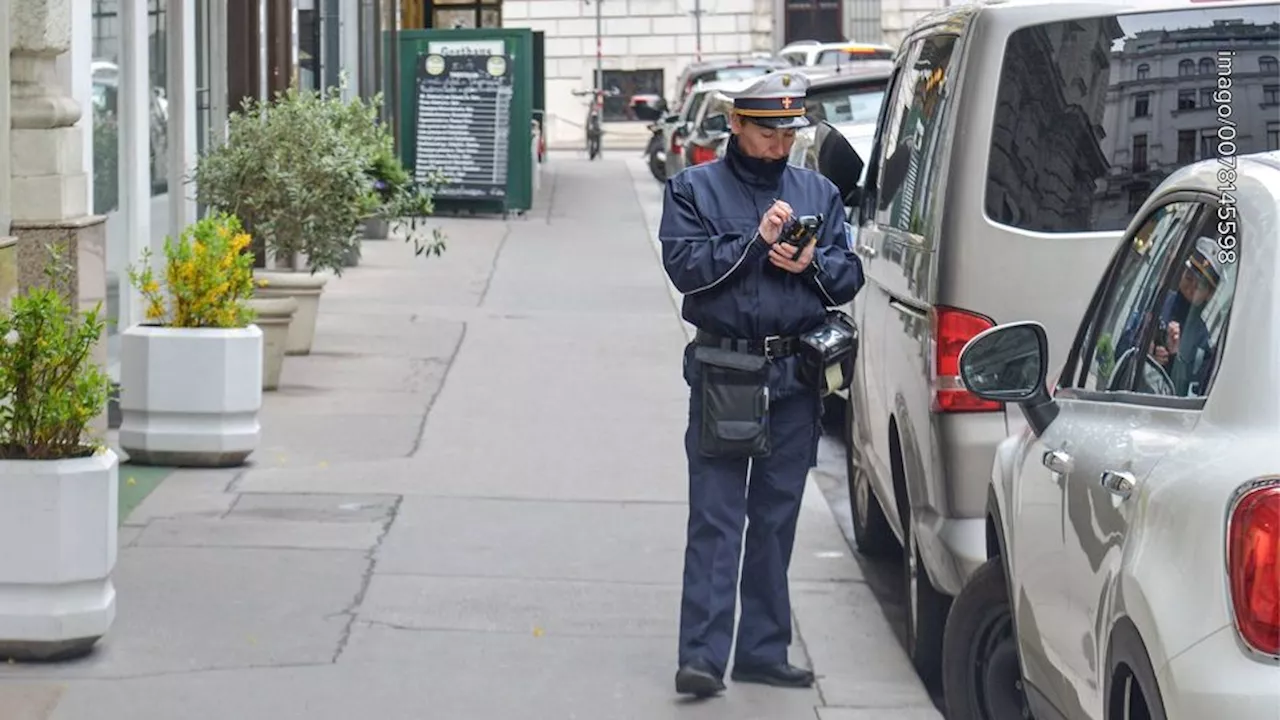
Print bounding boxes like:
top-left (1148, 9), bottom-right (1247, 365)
top-left (695, 329), bottom-right (801, 359)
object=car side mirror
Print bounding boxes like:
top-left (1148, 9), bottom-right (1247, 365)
top-left (815, 120), bottom-right (865, 208)
top-left (663, 113), bottom-right (681, 124)
top-left (958, 321), bottom-right (1058, 435)
top-left (700, 113), bottom-right (729, 135)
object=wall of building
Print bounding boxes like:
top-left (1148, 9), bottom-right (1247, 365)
top-left (503, 0), bottom-right (772, 147)
top-left (879, 0), bottom-right (948, 48)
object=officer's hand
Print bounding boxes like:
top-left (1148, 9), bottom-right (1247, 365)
top-left (758, 201), bottom-right (793, 245)
top-left (769, 239), bottom-right (814, 274)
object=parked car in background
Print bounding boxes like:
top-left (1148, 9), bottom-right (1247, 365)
top-left (837, 0), bottom-right (1280, 691)
top-left (672, 57), bottom-right (790, 111)
top-left (663, 78), bottom-right (750, 179)
top-left (778, 40), bottom-right (896, 67)
top-left (944, 150), bottom-right (1280, 720)
top-left (788, 63), bottom-right (894, 184)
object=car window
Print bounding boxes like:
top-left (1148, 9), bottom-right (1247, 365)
top-left (1144, 211), bottom-right (1239, 398)
top-left (1069, 200), bottom-right (1202, 394)
top-left (873, 34), bottom-right (958, 234)
top-left (805, 82), bottom-right (888, 125)
top-left (985, 8), bottom-right (1279, 234)
top-left (817, 48), bottom-right (895, 65)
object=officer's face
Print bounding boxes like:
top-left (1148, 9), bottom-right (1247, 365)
top-left (731, 114), bottom-right (797, 161)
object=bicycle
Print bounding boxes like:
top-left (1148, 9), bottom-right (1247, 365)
top-left (572, 86), bottom-right (621, 160)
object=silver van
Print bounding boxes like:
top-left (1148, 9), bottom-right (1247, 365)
top-left (839, 0), bottom-right (1280, 686)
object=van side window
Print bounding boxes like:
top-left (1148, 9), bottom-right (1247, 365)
top-left (984, 11), bottom-right (1278, 234)
top-left (873, 34), bottom-right (957, 234)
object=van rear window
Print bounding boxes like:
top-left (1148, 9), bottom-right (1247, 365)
top-left (985, 8), bottom-right (1280, 234)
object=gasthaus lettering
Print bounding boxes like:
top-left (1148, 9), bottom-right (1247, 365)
top-left (657, 70), bottom-right (865, 698)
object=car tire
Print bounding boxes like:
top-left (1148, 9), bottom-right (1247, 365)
top-left (1105, 623), bottom-right (1168, 720)
top-left (903, 513), bottom-right (951, 687)
top-left (845, 410), bottom-right (895, 557)
top-left (941, 556), bottom-right (1031, 720)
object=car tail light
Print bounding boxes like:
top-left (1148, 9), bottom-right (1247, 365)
top-left (690, 144), bottom-right (718, 165)
top-left (670, 133), bottom-right (684, 155)
top-left (1227, 480), bottom-right (1280, 657)
top-left (931, 306), bottom-right (1001, 413)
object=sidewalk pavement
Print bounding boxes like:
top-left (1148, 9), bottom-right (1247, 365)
top-left (0, 156), bottom-right (943, 720)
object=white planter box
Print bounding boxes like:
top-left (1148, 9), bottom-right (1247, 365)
top-left (0, 450), bottom-right (118, 660)
top-left (119, 325), bottom-right (263, 467)
top-left (253, 270), bottom-right (330, 356)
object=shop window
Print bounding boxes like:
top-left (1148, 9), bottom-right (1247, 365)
top-left (149, 0), bottom-right (170, 197)
top-left (299, 0), bottom-right (343, 91)
top-left (594, 69), bottom-right (664, 122)
top-left (403, 0), bottom-right (503, 30)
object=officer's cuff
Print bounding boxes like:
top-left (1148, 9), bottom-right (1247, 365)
top-left (747, 231), bottom-right (771, 258)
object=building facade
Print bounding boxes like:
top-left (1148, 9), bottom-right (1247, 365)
top-left (3, 0), bottom-right (377, 386)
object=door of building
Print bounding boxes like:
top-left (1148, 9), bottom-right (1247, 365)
top-left (785, 0), bottom-right (844, 44)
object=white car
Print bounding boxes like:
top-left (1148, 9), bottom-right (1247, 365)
top-left (941, 151), bottom-right (1280, 720)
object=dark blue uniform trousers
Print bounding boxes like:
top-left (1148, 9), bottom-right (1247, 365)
top-left (677, 384), bottom-right (819, 676)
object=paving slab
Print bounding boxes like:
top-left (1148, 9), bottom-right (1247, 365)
top-left (121, 470), bottom-right (237, 527)
top-left (133, 517), bottom-right (385, 551)
top-left (818, 708), bottom-right (944, 720)
top-left (0, 548), bottom-right (365, 679)
top-left (228, 493), bottom-right (398, 523)
top-left (357, 573), bottom-right (678, 639)
top-left (376, 496), bottom-right (688, 583)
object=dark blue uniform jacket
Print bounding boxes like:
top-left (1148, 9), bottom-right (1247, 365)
top-left (660, 136), bottom-right (865, 399)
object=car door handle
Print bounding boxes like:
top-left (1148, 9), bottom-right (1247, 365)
top-left (1042, 449), bottom-right (1073, 474)
top-left (1100, 469), bottom-right (1136, 499)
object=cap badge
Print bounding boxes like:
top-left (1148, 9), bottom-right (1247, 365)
top-left (781, 74), bottom-right (792, 87)
top-left (781, 96), bottom-right (793, 109)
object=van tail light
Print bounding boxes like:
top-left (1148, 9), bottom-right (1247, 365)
top-left (931, 306), bottom-right (1001, 413)
top-left (1227, 479), bottom-right (1280, 657)
top-left (690, 144), bottom-right (718, 165)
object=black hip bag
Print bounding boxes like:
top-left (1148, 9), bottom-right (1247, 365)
top-left (691, 333), bottom-right (800, 459)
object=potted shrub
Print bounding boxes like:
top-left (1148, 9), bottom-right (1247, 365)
top-left (118, 213), bottom-right (264, 467)
top-left (192, 86), bottom-right (368, 356)
top-left (0, 251), bottom-right (117, 660)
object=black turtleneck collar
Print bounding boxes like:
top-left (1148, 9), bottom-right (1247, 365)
top-left (724, 135), bottom-right (788, 189)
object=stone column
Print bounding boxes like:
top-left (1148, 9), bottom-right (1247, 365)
top-left (9, 0), bottom-right (109, 428)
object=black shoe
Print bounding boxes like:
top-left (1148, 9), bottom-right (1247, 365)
top-left (730, 662), bottom-right (815, 688)
top-left (675, 660), bottom-right (725, 697)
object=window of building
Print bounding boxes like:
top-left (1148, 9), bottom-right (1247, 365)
top-left (1199, 128), bottom-right (1217, 159)
top-left (1199, 87), bottom-right (1213, 108)
top-left (1264, 84), bottom-right (1279, 105)
top-left (401, 0), bottom-right (503, 29)
top-left (1268, 121), bottom-right (1280, 151)
top-left (1177, 129), bottom-right (1196, 163)
top-left (594, 69), bottom-right (664, 122)
top-left (984, 9), bottom-right (1279, 234)
top-left (1261, 55), bottom-right (1278, 74)
top-left (1198, 57), bottom-right (1213, 74)
top-left (149, 0), bottom-right (169, 197)
top-left (1132, 133), bottom-right (1147, 172)
top-left (299, 0), bottom-right (342, 91)
top-left (1136, 63), bottom-right (1149, 80)
top-left (1133, 92), bottom-right (1149, 117)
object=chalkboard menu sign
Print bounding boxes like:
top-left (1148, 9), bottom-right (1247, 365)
top-left (413, 52), bottom-right (513, 199)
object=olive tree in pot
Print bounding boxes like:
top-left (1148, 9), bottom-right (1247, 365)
top-left (192, 86), bottom-right (368, 356)
top-left (118, 214), bottom-right (265, 467)
top-left (0, 251), bottom-right (117, 661)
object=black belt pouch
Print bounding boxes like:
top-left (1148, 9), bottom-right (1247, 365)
top-left (694, 345), bottom-right (772, 458)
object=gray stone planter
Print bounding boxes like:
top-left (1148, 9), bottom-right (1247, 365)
top-left (361, 217), bottom-right (390, 241)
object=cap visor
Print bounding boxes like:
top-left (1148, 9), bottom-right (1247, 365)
top-left (749, 115), bottom-right (810, 129)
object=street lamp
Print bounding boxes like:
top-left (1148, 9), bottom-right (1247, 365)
top-left (583, 0), bottom-right (602, 101)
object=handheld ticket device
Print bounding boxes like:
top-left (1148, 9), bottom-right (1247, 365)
top-left (779, 214), bottom-right (825, 260)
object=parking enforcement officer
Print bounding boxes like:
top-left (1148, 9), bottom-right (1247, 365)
top-left (658, 71), bottom-right (865, 698)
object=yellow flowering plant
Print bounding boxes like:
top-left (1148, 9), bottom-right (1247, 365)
top-left (128, 213), bottom-right (258, 329)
